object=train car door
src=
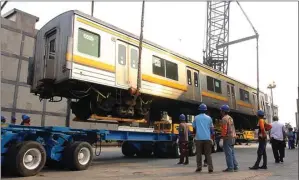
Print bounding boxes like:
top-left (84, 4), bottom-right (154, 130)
top-left (44, 30), bottom-right (57, 79)
top-left (186, 68), bottom-right (194, 101)
top-left (193, 70), bottom-right (201, 101)
top-left (186, 67), bottom-right (200, 101)
top-left (128, 46), bottom-right (139, 89)
top-left (116, 41), bottom-right (129, 87)
top-left (227, 83), bottom-right (236, 109)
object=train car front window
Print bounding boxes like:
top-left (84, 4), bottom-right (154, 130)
top-left (77, 28), bottom-right (100, 57)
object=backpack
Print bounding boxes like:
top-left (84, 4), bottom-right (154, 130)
top-left (264, 122), bottom-right (272, 131)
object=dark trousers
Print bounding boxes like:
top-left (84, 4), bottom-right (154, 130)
top-left (254, 138), bottom-right (267, 167)
top-left (271, 138), bottom-right (285, 162)
top-left (196, 140), bottom-right (213, 171)
top-left (179, 141), bottom-right (189, 163)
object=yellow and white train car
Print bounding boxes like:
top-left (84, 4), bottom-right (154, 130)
top-left (29, 10), bottom-right (274, 126)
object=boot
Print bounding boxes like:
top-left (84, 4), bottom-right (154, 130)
top-left (184, 156), bottom-right (189, 165)
top-left (177, 156), bottom-right (184, 165)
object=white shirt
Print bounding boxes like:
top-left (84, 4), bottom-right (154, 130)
top-left (270, 121), bottom-right (285, 141)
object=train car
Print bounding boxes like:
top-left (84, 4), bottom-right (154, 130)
top-left (28, 10), bottom-right (274, 127)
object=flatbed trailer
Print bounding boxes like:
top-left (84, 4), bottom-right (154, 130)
top-left (1, 124), bottom-right (199, 177)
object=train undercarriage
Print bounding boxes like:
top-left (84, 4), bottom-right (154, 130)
top-left (34, 79), bottom-right (258, 129)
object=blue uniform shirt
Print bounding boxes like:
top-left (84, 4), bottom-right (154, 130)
top-left (192, 113), bottom-right (214, 140)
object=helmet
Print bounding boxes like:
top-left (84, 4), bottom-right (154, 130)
top-left (179, 114), bottom-right (186, 121)
top-left (257, 110), bottom-right (264, 116)
top-left (220, 105), bottom-right (230, 112)
top-left (198, 103), bottom-right (207, 111)
top-left (22, 114), bottom-right (30, 120)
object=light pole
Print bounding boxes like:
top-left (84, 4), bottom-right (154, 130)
top-left (267, 81), bottom-right (276, 117)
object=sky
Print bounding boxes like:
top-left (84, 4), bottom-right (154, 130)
top-left (2, 2), bottom-right (298, 126)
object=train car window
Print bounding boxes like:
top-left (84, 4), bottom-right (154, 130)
top-left (207, 76), bottom-right (214, 91)
top-left (49, 39), bottom-right (55, 53)
top-left (77, 28), bottom-right (100, 57)
top-left (152, 56), bottom-right (165, 77)
top-left (240, 89), bottom-right (250, 103)
top-left (187, 70), bottom-right (192, 85)
top-left (130, 48), bottom-right (138, 69)
top-left (214, 79), bottom-right (222, 93)
top-left (227, 85), bottom-right (230, 95)
top-left (118, 44), bottom-right (126, 65)
top-left (165, 60), bottom-right (178, 81)
top-left (231, 86), bottom-right (235, 97)
top-left (194, 72), bottom-right (198, 87)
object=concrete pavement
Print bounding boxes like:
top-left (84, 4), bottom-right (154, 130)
top-left (2, 143), bottom-right (298, 180)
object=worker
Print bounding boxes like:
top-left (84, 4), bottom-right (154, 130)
top-left (249, 110), bottom-right (270, 170)
top-left (220, 104), bottom-right (238, 172)
top-left (21, 114), bottom-right (31, 126)
top-left (177, 114), bottom-right (189, 165)
top-left (1, 115), bottom-right (6, 124)
top-left (269, 116), bottom-right (286, 163)
top-left (192, 103), bottom-right (214, 173)
top-left (11, 116), bottom-right (17, 124)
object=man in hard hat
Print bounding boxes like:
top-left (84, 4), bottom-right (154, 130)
top-left (21, 114), bottom-right (31, 126)
top-left (249, 110), bottom-right (270, 170)
top-left (192, 103), bottom-right (214, 173)
top-left (11, 116), bottom-right (17, 125)
top-left (220, 104), bottom-right (238, 172)
top-left (177, 114), bottom-right (189, 165)
top-left (1, 116), bottom-right (8, 127)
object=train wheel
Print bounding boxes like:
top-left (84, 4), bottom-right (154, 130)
top-left (63, 141), bottom-right (93, 171)
top-left (6, 141), bottom-right (46, 177)
top-left (122, 141), bottom-right (137, 157)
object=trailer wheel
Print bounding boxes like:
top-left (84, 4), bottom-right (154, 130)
top-left (6, 141), bottom-right (46, 177)
top-left (64, 141), bottom-right (93, 171)
top-left (122, 141), bottom-right (137, 157)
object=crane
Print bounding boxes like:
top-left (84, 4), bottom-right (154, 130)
top-left (203, 1), bottom-right (260, 109)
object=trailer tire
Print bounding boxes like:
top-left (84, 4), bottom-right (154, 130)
top-left (6, 141), bottom-right (46, 177)
top-left (64, 141), bottom-right (93, 171)
top-left (122, 141), bottom-right (137, 157)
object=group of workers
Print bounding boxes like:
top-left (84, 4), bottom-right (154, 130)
top-left (177, 103), bottom-right (275, 173)
top-left (1, 114), bottom-right (31, 127)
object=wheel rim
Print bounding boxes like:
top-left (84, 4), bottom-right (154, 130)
top-left (78, 147), bottom-right (91, 166)
top-left (22, 148), bottom-right (42, 170)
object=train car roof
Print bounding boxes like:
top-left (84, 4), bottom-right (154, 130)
top-left (45, 10), bottom-right (266, 94)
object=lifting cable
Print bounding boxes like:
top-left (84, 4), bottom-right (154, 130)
top-left (134, 0), bottom-right (145, 102)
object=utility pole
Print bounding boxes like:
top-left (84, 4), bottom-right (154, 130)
top-left (267, 81), bottom-right (276, 117)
